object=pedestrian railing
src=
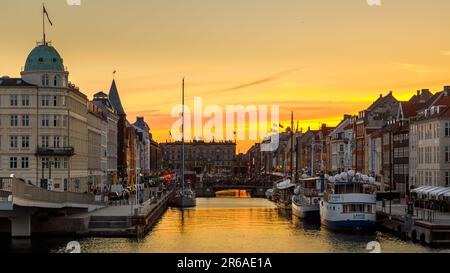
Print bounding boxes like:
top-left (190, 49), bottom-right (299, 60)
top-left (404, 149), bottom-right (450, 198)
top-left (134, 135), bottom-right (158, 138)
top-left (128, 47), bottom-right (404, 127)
top-left (0, 178), bottom-right (13, 203)
top-left (7, 178), bottom-right (104, 206)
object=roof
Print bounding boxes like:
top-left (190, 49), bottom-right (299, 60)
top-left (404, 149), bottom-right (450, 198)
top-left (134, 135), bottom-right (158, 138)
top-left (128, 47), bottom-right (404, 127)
top-left (108, 80), bottom-right (126, 115)
top-left (0, 77), bottom-right (35, 87)
top-left (367, 91), bottom-right (397, 112)
top-left (399, 101), bottom-right (423, 118)
top-left (24, 43), bottom-right (65, 72)
top-left (409, 89), bottom-right (433, 104)
top-left (133, 117), bottom-right (150, 132)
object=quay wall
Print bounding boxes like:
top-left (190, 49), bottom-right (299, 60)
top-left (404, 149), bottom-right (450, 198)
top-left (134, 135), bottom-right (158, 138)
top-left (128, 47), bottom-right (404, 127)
top-left (377, 211), bottom-right (450, 245)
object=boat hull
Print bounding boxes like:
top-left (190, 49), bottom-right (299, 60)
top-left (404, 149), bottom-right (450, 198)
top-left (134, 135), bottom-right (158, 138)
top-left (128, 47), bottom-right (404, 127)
top-left (321, 219), bottom-right (376, 232)
top-left (276, 202), bottom-right (292, 211)
top-left (320, 194), bottom-right (376, 232)
top-left (292, 201), bottom-right (320, 219)
top-left (170, 195), bottom-right (197, 208)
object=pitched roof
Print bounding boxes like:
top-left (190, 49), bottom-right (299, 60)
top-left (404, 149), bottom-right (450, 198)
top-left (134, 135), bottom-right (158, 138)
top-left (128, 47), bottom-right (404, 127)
top-left (367, 91), bottom-right (397, 111)
top-left (399, 101), bottom-right (423, 118)
top-left (108, 80), bottom-right (126, 115)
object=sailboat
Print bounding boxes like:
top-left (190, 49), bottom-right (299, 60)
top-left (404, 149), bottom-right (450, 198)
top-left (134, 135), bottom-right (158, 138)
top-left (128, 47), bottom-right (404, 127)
top-left (170, 78), bottom-right (197, 208)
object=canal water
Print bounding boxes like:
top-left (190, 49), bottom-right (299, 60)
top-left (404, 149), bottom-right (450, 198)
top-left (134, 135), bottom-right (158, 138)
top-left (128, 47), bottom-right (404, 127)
top-left (2, 190), bottom-right (449, 253)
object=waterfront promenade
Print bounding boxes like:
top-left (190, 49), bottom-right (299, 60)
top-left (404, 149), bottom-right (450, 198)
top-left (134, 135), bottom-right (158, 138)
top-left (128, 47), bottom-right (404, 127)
top-left (376, 201), bottom-right (450, 244)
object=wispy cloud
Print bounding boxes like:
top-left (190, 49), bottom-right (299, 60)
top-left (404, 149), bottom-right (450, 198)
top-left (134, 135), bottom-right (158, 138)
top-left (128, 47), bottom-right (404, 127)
top-left (393, 63), bottom-right (431, 74)
top-left (213, 68), bottom-right (304, 93)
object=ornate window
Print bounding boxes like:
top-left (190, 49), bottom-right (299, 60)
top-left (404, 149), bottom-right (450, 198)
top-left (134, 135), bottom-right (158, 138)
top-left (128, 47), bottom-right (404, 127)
top-left (42, 74), bottom-right (49, 86)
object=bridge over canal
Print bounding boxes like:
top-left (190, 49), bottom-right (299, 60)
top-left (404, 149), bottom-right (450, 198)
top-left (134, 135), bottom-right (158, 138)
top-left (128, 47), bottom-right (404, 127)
top-left (0, 178), bottom-right (105, 237)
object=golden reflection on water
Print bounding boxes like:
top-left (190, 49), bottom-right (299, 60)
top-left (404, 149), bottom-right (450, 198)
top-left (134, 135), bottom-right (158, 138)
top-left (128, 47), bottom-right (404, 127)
top-left (65, 195), bottom-right (450, 253)
top-left (216, 189), bottom-right (252, 198)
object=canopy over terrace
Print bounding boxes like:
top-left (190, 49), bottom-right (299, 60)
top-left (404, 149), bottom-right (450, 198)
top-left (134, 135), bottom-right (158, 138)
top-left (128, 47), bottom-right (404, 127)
top-left (412, 186), bottom-right (450, 200)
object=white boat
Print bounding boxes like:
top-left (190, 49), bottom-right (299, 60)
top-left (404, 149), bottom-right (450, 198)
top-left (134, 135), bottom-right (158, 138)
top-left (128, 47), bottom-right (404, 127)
top-left (170, 187), bottom-right (197, 208)
top-left (292, 177), bottom-right (324, 219)
top-left (169, 78), bottom-right (196, 208)
top-left (275, 179), bottom-right (295, 210)
top-left (320, 171), bottom-right (377, 232)
top-left (265, 188), bottom-right (274, 201)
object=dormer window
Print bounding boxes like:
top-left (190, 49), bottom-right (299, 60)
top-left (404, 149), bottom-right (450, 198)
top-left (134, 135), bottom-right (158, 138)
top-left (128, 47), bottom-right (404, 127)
top-left (38, 57), bottom-right (44, 62)
top-left (42, 74), bottom-right (49, 86)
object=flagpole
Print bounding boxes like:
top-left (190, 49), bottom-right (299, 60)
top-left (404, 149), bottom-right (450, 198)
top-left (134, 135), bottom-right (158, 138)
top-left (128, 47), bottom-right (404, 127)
top-left (43, 3), bottom-right (46, 44)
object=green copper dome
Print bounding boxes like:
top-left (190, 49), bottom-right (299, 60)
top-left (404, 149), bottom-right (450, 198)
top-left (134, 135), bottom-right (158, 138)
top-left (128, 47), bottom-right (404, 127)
top-left (24, 44), bottom-right (64, 72)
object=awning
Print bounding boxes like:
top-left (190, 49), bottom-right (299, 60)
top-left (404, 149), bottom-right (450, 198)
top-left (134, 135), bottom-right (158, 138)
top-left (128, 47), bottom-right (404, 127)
top-left (411, 186), bottom-right (435, 197)
top-left (277, 179), bottom-right (295, 190)
top-left (429, 187), bottom-right (450, 198)
top-left (411, 186), bottom-right (433, 193)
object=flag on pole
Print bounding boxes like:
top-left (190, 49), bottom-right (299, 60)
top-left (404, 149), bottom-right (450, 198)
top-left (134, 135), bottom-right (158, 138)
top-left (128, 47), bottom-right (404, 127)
top-left (43, 5), bottom-right (53, 26)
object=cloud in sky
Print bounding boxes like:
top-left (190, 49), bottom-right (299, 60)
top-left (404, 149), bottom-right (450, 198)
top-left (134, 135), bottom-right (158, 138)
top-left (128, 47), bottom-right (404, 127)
top-left (393, 63), bottom-right (432, 74)
top-left (213, 68), bottom-right (304, 93)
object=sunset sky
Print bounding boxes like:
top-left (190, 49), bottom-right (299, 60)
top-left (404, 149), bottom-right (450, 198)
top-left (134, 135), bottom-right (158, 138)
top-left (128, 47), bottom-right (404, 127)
top-left (2, 0), bottom-right (450, 152)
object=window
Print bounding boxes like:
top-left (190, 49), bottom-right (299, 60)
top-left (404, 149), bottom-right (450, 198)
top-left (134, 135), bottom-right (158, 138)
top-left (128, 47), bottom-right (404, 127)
top-left (54, 158), bottom-right (61, 169)
top-left (10, 136), bottom-right (18, 148)
top-left (445, 123), bottom-right (450, 137)
top-left (53, 115), bottom-right (59, 127)
top-left (53, 76), bottom-right (58, 87)
top-left (42, 157), bottom-right (49, 169)
top-left (63, 158), bottom-right (68, 169)
top-left (446, 146), bottom-right (450, 163)
top-left (42, 74), bottom-right (49, 86)
top-left (41, 115), bottom-right (49, 127)
top-left (446, 172), bottom-right (450, 186)
top-left (41, 136), bottom-right (49, 148)
top-left (9, 157), bottom-right (18, 169)
top-left (22, 115), bottom-right (29, 127)
top-left (22, 136), bottom-right (29, 148)
top-left (21, 157), bottom-right (29, 169)
top-left (22, 95), bottom-right (30, 106)
top-left (53, 96), bottom-right (57, 107)
top-left (41, 96), bottom-right (50, 106)
top-left (10, 95), bottom-right (18, 106)
top-left (53, 136), bottom-right (60, 148)
top-left (10, 115), bottom-right (18, 127)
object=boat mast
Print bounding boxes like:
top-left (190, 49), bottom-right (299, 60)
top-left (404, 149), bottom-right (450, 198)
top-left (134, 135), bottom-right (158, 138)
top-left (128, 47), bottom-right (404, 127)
top-left (290, 111), bottom-right (294, 181)
top-left (181, 78), bottom-right (185, 191)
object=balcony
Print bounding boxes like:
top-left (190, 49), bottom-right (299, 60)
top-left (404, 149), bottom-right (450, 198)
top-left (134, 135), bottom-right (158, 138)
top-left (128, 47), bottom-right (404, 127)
top-left (36, 147), bottom-right (75, 156)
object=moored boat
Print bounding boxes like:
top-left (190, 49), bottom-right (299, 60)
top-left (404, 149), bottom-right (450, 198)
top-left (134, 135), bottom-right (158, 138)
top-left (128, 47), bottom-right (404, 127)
top-left (292, 176), bottom-right (324, 219)
top-left (275, 179), bottom-right (295, 210)
top-left (169, 78), bottom-right (196, 209)
top-left (265, 188), bottom-right (274, 201)
top-left (320, 171), bottom-right (378, 232)
top-left (170, 186), bottom-right (197, 208)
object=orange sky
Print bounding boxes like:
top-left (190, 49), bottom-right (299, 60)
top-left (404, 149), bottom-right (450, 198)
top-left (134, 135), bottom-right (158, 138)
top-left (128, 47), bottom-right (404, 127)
top-left (2, 0), bottom-right (450, 153)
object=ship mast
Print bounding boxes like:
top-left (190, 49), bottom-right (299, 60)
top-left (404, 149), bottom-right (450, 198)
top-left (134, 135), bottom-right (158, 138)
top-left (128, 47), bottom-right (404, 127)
top-left (290, 111), bottom-right (294, 181)
top-left (181, 78), bottom-right (185, 191)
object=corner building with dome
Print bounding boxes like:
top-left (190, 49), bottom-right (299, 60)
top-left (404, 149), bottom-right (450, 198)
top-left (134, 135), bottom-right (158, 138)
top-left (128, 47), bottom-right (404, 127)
top-left (0, 41), bottom-right (92, 192)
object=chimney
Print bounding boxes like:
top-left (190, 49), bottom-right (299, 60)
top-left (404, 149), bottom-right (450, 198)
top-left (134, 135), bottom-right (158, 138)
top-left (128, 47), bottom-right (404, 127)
top-left (417, 90), bottom-right (420, 96)
top-left (444, 86), bottom-right (450, 96)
